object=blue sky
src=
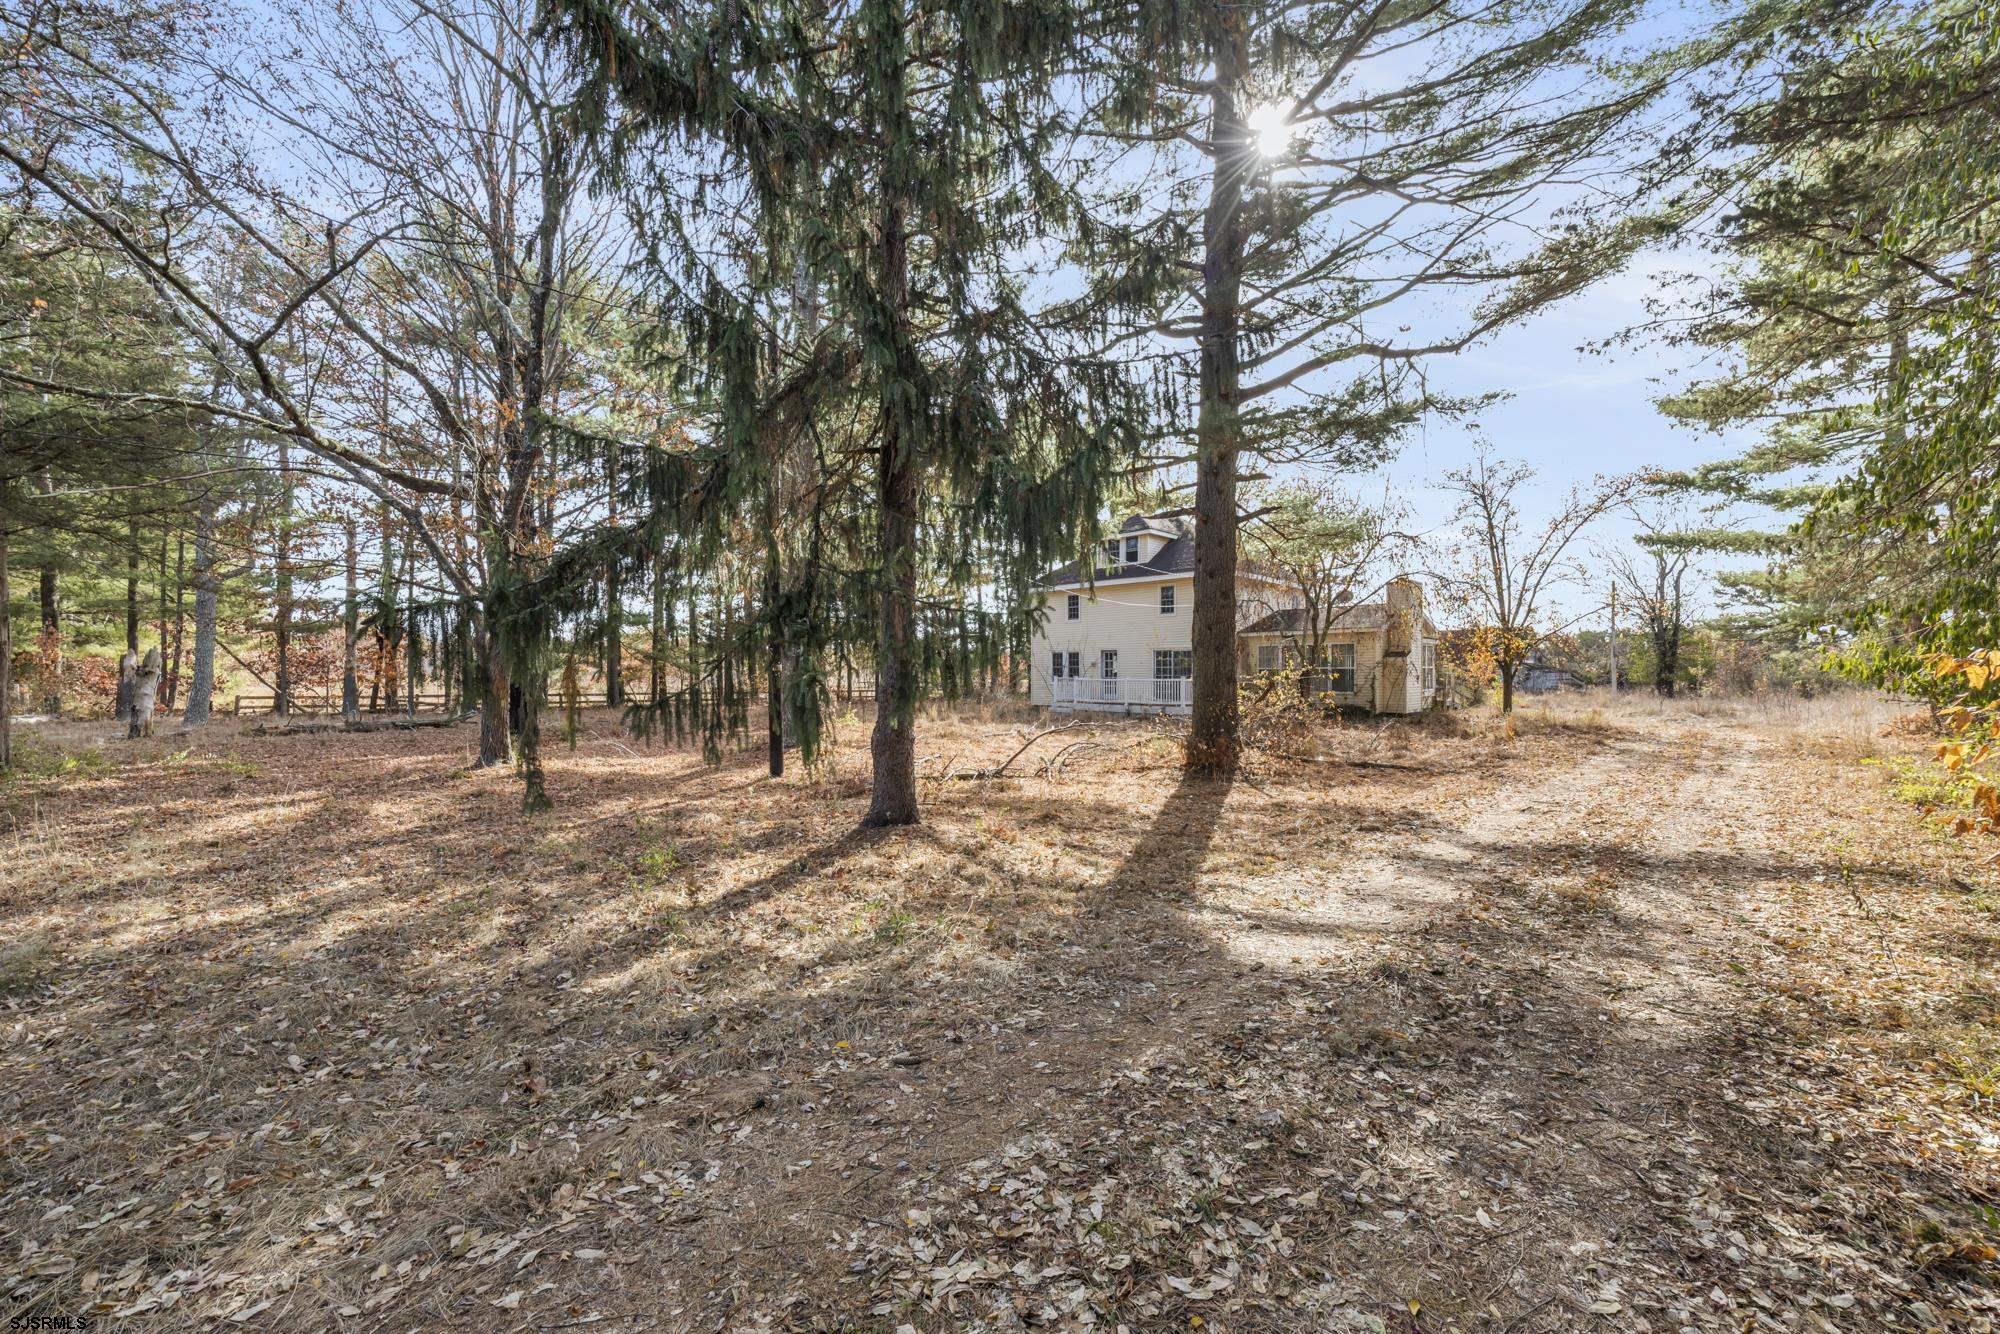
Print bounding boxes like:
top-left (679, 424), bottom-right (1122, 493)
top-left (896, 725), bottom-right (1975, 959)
top-left (1348, 242), bottom-right (1768, 621)
top-left (1389, 246), bottom-right (1734, 505)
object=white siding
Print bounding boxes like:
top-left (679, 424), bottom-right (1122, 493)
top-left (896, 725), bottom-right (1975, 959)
top-left (1027, 571), bottom-right (1432, 713)
top-left (1028, 575), bottom-right (1194, 706)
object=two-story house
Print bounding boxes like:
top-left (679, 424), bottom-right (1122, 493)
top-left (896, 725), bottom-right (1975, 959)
top-left (1028, 514), bottom-right (1439, 715)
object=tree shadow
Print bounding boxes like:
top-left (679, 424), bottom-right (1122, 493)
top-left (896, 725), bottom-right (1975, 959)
top-left (7, 719), bottom-right (1994, 1333)
top-left (1098, 769), bottom-right (1234, 900)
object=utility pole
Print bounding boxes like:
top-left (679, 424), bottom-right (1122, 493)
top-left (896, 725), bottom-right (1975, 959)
top-left (1608, 580), bottom-right (1619, 693)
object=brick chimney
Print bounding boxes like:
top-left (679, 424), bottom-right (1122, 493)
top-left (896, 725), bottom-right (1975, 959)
top-left (1383, 577), bottom-right (1420, 658)
top-left (1378, 578), bottom-right (1421, 713)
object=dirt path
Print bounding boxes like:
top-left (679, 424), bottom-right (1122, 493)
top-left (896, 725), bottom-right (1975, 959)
top-left (846, 716), bottom-right (1998, 1331)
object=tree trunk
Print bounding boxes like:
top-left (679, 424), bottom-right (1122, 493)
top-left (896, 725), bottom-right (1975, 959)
top-left (477, 626), bottom-right (511, 768)
top-left (518, 662), bottom-right (551, 812)
top-left (184, 500), bottom-right (219, 726)
top-left (0, 489), bottom-right (11, 771)
top-left (156, 534), bottom-right (168, 671)
top-left (341, 517), bottom-right (360, 722)
top-left (604, 451), bottom-right (623, 709)
top-left (649, 553), bottom-right (665, 703)
top-left (116, 650), bottom-right (138, 723)
top-left (402, 543), bottom-right (417, 717)
top-left (766, 549), bottom-right (784, 779)
top-left (864, 195), bottom-right (919, 828)
top-left (125, 518), bottom-right (141, 654)
top-left (1186, 9), bottom-right (1251, 776)
top-left (1500, 658), bottom-right (1516, 714)
top-left (274, 438), bottom-right (294, 718)
top-left (128, 648), bottom-right (161, 739)
top-left (165, 535), bottom-right (186, 711)
top-left (602, 569), bottom-right (623, 709)
top-left (458, 608), bottom-right (478, 717)
top-left (380, 509), bottom-right (400, 712)
top-left (37, 561), bottom-right (59, 715)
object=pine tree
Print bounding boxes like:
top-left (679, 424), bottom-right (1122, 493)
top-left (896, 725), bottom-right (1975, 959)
top-left (550, 0), bottom-right (1140, 825)
top-left (1062, 0), bottom-right (1685, 771)
top-left (0, 205), bottom-right (199, 760)
top-left (1656, 0), bottom-right (1998, 687)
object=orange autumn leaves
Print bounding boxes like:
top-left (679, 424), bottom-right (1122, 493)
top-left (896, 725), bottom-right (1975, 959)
top-left (1931, 650), bottom-right (2000, 839)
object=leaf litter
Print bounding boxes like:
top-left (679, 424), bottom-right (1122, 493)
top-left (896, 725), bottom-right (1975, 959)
top-left (1, 698), bottom-right (1996, 1329)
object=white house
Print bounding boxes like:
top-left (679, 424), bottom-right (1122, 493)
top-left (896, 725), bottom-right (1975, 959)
top-left (1028, 514), bottom-right (1439, 715)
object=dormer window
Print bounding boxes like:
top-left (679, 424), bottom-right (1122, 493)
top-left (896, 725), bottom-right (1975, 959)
top-left (1067, 593), bottom-right (1080, 620)
top-left (1124, 536), bottom-right (1139, 564)
top-left (1103, 540), bottom-right (1120, 568)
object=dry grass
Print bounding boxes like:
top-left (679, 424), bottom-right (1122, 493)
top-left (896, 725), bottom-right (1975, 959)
top-left (1, 695), bottom-right (1996, 1330)
top-left (1564, 685), bottom-right (1910, 759)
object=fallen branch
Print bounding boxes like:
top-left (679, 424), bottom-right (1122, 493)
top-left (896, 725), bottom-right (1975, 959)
top-left (944, 719), bottom-right (1089, 781)
top-left (216, 639), bottom-right (280, 696)
top-left (1042, 738), bottom-right (1114, 778)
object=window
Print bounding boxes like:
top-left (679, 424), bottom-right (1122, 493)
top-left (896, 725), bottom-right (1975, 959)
top-left (1103, 540), bottom-right (1120, 569)
top-left (1124, 536), bottom-right (1139, 564)
top-left (1422, 642), bottom-right (1437, 693)
top-left (1051, 652), bottom-right (1065, 679)
top-left (1255, 644), bottom-right (1281, 673)
top-left (1325, 642), bottom-right (1356, 694)
top-left (1152, 649), bottom-right (1191, 703)
top-left (1067, 650), bottom-right (1081, 679)
top-left (1159, 586), bottom-right (1175, 615)
top-left (1101, 649), bottom-right (1118, 679)
top-left (1066, 593), bottom-right (1080, 620)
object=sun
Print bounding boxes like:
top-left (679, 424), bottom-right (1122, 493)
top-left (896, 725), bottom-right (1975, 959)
top-left (1247, 103), bottom-right (1295, 158)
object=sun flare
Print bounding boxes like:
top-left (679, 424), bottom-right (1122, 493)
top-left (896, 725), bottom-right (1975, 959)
top-left (1247, 103), bottom-right (1295, 157)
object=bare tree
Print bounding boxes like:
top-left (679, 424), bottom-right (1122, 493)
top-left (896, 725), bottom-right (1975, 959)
top-left (245, 0), bottom-right (624, 807)
top-left (1, 0), bottom-right (642, 808)
top-left (1606, 501), bottom-right (1714, 697)
top-left (1431, 453), bottom-right (1634, 712)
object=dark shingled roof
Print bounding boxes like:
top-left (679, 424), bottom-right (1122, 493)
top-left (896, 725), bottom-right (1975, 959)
top-left (1036, 516), bottom-right (1193, 587)
top-left (1035, 514), bottom-right (1308, 591)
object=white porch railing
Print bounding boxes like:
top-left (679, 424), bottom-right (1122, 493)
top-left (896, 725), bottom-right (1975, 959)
top-left (1050, 676), bottom-right (1192, 711)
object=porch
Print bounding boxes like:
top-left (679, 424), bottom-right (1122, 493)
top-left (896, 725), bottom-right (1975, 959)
top-left (1050, 675), bottom-right (1193, 714)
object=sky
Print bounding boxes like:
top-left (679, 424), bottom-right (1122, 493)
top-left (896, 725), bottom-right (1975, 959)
top-left (1351, 152), bottom-right (1774, 615)
top-left (1362, 243), bottom-right (1765, 619)
top-left (1062, 0), bottom-right (1777, 628)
